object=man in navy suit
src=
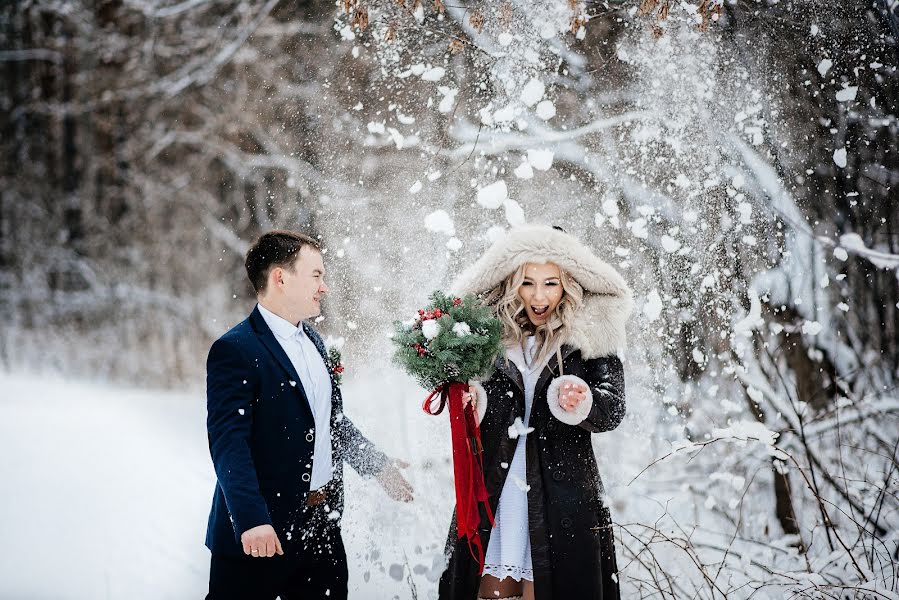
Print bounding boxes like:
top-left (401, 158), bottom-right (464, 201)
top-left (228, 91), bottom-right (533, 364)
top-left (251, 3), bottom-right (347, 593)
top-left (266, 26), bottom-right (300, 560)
top-left (205, 230), bottom-right (413, 599)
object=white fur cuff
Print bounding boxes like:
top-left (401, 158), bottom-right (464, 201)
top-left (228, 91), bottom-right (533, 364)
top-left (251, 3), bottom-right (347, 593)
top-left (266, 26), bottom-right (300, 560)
top-left (547, 375), bottom-right (594, 425)
top-left (469, 381), bottom-right (488, 424)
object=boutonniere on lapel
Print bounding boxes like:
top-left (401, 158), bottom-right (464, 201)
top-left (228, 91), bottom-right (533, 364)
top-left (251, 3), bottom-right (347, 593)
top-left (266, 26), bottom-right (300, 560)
top-left (324, 337), bottom-right (345, 386)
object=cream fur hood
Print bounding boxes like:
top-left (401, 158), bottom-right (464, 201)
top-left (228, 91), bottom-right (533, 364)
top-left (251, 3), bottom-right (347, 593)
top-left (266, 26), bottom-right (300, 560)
top-left (451, 224), bottom-right (633, 359)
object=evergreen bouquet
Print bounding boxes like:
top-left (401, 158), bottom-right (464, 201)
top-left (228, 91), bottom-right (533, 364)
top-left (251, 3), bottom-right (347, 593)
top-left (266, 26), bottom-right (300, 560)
top-left (392, 291), bottom-right (503, 572)
top-left (393, 291), bottom-right (502, 389)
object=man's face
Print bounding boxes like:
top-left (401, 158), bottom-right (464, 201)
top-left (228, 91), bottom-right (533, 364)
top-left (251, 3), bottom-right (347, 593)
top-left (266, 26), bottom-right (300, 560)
top-left (279, 246), bottom-right (329, 321)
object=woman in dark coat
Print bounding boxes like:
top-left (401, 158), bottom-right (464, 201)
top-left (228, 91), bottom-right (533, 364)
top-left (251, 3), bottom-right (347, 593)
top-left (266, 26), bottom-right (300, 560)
top-left (438, 224), bottom-right (633, 600)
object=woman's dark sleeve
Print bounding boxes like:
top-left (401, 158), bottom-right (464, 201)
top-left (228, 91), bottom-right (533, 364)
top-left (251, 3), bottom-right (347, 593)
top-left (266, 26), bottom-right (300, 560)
top-left (578, 355), bottom-right (626, 433)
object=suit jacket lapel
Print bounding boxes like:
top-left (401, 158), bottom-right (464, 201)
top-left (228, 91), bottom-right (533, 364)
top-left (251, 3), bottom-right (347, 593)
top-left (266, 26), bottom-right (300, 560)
top-left (302, 322), bottom-right (329, 365)
top-left (303, 323), bottom-right (344, 406)
top-left (301, 323), bottom-right (342, 428)
top-left (249, 307), bottom-right (313, 413)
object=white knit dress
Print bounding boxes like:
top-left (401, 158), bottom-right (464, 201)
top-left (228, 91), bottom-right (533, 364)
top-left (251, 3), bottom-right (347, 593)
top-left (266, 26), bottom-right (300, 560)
top-left (483, 337), bottom-right (542, 582)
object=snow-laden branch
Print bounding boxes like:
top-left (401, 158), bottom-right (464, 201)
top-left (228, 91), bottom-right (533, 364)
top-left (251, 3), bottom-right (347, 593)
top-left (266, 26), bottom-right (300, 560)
top-left (831, 233), bottom-right (899, 270)
top-left (438, 110), bottom-right (690, 242)
top-left (151, 0), bottom-right (280, 98)
top-left (144, 130), bottom-right (352, 199)
top-left (628, 425), bottom-right (785, 486)
top-left (200, 213), bottom-right (249, 257)
top-left (124, 0), bottom-right (215, 18)
top-left (731, 361), bottom-right (803, 434)
top-left (148, 0), bottom-right (214, 18)
top-left (728, 134), bottom-right (899, 272)
top-left (444, 110), bottom-right (652, 158)
top-left (443, 6), bottom-right (506, 58)
top-left (803, 397), bottom-right (899, 437)
top-left (0, 49), bottom-right (62, 63)
top-left (725, 133), bottom-right (811, 236)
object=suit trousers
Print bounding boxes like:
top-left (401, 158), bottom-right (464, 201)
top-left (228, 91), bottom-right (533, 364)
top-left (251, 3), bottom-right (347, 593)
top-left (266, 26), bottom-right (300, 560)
top-left (206, 504), bottom-right (348, 600)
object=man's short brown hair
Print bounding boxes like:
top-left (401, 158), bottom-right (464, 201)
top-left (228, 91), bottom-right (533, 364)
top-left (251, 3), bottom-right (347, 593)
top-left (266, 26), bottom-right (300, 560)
top-left (245, 230), bottom-right (320, 294)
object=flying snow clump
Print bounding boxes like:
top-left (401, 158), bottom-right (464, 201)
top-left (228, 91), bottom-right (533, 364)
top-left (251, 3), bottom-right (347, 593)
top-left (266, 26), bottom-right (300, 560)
top-left (476, 180), bottom-right (509, 209)
top-left (424, 209), bottom-right (455, 236)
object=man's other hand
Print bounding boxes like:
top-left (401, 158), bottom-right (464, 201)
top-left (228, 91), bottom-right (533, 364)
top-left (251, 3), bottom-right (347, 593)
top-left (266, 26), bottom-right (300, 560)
top-left (377, 458), bottom-right (414, 502)
top-left (240, 524), bottom-right (284, 558)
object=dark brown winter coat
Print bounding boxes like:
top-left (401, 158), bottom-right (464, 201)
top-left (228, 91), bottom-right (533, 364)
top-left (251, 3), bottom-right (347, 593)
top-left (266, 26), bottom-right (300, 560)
top-left (437, 346), bottom-right (626, 600)
top-left (438, 224), bottom-right (634, 600)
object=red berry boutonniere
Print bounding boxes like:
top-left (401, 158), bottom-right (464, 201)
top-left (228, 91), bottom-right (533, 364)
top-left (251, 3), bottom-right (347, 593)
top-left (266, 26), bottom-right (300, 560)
top-left (326, 345), bottom-right (345, 386)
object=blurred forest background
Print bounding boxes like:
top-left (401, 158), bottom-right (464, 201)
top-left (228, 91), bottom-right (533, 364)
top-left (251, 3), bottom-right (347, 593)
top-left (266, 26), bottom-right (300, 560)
top-left (2, 0), bottom-right (898, 597)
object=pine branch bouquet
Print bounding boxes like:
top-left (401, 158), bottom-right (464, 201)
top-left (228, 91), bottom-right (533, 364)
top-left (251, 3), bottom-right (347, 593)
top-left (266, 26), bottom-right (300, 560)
top-left (392, 291), bottom-right (503, 389)
top-left (392, 291), bottom-right (502, 573)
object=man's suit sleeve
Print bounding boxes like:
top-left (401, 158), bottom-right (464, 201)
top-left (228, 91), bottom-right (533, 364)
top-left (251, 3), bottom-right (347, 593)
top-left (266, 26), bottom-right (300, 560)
top-left (206, 337), bottom-right (272, 538)
top-left (334, 398), bottom-right (388, 477)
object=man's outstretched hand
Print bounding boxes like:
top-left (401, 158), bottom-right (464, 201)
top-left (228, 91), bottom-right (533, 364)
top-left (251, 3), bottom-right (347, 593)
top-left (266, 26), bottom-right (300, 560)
top-left (377, 458), bottom-right (414, 502)
top-left (241, 524), bottom-right (284, 558)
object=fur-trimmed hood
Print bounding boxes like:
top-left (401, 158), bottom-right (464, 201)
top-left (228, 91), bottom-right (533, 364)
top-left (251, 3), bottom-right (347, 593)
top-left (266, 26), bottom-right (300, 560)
top-left (451, 224), bottom-right (633, 359)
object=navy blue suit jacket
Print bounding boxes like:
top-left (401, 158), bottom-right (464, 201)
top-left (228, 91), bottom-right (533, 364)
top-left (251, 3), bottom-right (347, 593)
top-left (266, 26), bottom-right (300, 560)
top-left (205, 306), bottom-right (386, 557)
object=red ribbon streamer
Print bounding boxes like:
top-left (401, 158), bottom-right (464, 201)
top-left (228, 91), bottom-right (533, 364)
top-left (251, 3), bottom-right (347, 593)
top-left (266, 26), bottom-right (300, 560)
top-left (423, 382), bottom-right (495, 573)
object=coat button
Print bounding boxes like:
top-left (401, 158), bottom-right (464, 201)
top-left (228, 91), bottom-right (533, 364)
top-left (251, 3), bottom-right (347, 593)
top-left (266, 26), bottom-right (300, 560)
top-left (306, 432), bottom-right (314, 442)
top-left (301, 473), bottom-right (311, 482)
top-left (561, 517), bottom-right (573, 528)
top-left (552, 470), bottom-right (565, 481)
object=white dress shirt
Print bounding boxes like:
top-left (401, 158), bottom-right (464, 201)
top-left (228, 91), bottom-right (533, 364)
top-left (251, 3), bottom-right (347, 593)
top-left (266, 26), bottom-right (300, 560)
top-left (258, 304), bottom-right (334, 490)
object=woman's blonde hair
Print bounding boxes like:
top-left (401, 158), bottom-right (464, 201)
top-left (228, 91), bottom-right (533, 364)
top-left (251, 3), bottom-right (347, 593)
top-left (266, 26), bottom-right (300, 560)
top-left (482, 262), bottom-right (584, 366)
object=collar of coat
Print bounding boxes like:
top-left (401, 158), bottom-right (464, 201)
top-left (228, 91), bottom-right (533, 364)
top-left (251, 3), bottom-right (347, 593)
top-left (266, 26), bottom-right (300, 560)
top-left (451, 224), bottom-right (633, 360)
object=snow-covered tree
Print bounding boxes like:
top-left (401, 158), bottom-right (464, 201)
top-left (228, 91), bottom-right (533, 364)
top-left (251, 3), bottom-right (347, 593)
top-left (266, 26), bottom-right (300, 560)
top-left (2, 0), bottom-right (896, 595)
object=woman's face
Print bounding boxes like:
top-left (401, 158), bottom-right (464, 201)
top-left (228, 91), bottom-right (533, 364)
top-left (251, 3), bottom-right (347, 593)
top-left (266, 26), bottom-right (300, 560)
top-left (517, 262), bottom-right (564, 327)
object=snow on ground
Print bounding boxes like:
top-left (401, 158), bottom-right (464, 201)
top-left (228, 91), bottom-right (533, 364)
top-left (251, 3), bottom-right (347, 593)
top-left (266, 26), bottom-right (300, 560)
top-left (0, 366), bottom-right (643, 599)
top-left (0, 369), bottom-right (455, 599)
top-left (0, 372), bottom-right (212, 599)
